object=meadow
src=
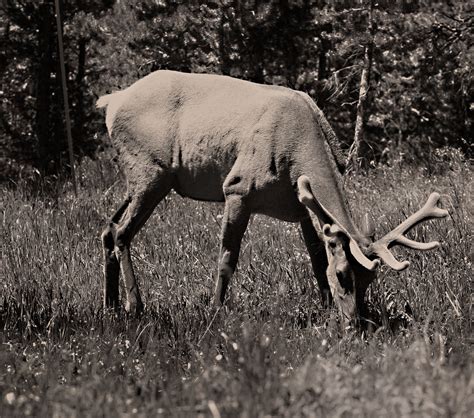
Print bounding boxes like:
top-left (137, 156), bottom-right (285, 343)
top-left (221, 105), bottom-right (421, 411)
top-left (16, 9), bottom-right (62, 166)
top-left (1, 149), bottom-right (472, 417)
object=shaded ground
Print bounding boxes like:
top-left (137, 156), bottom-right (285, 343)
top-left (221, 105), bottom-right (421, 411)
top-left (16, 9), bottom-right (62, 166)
top-left (1, 152), bottom-right (472, 417)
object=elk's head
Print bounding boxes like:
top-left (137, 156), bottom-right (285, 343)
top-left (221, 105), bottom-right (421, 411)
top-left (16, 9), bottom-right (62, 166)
top-left (297, 176), bottom-right (448, 327)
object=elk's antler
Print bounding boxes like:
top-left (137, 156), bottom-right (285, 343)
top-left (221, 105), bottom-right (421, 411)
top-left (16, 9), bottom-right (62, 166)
top-left (297, 176), bottom-right (380, 271)
top-left (369, 193), bottom-right (448, 271)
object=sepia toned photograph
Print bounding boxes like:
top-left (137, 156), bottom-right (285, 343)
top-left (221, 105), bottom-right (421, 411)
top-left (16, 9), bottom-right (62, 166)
top-left (1, 1), bottom-right (472, 416)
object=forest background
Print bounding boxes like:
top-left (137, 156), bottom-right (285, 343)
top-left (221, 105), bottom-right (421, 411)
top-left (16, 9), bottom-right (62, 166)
top-left (1, 0), bottom-right (472, 181)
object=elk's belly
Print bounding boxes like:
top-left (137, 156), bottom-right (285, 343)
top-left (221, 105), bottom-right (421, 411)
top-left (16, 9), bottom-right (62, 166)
top-left (173, 160), bottom-right (229, 202)
top-left (171, 141), bottom-right (307, 221)
top-left (172, 135), bottom-right (239, 201)
top-left (249, 181), bottom-right (308, 222)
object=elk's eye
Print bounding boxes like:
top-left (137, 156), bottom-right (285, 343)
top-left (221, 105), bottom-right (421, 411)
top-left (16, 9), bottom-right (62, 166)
top-left (328, 240), bottom-right (337, 249)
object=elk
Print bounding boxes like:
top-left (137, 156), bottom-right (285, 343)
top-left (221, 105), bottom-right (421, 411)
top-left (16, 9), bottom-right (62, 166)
top-left (97, 70), bottom-right (448, 324)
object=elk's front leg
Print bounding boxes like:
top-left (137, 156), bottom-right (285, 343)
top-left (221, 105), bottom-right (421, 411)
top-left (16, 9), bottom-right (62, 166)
top-left (300, 217), bottom-right (332, 307)
top-left (214, 195), bottom-right (250, 305)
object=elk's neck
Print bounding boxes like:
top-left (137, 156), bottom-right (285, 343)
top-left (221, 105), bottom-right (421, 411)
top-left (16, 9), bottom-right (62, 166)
top-left (295, 137), bottom-right (361, 238)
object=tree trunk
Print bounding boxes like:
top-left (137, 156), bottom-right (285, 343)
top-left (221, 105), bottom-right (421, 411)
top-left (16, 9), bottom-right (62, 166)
top-left (219, 10), bottom-right (230, 75)
top-left (36, 3), bottom-right (54, 173)
top-left (74, 37), bottom-right (86, 142)
top-left (1, 20), bottom-right (9, 72)
top-left (346, 0), bottom-right (375, 171)
top-left (251, 32), bottom-right (265, 83)
top-left (318, 43), bottom-right (326, 81)
top-left (55, 0), bottom-right (77, 194)
top-left (279, 0), bottom-right (297, 87)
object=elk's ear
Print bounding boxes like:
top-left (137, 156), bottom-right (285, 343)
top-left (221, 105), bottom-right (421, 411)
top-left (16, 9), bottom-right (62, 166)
top-left (323, 224), bottom-right (379, 271)
top-left (322, 224), bottom-right (338, 238)
top-left (361, 212), bottom-right (375, 239)
top-left (297, 176), bottom-right (379, 271)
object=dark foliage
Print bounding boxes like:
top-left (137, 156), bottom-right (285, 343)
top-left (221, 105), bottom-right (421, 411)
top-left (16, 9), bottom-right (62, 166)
top-left (1, 0), bottom-right (472, 181)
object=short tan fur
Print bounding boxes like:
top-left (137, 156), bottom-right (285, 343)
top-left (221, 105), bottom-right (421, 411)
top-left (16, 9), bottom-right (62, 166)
top-left (98, 70), bottom-right (448, 324)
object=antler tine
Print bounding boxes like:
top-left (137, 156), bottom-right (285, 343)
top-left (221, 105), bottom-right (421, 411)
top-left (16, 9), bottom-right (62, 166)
top-left (385, 193), bottom-right (448, 242)
top-left (370, 193), bottom-right (448, 271)
top-left (298, 176), bottom-right (380, 271)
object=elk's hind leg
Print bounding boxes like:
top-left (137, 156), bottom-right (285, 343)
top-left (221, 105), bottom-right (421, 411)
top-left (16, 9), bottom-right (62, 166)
top-left (215, 194), bottom-right (251, 305)
top-left (102, 197), bottom-right (131, 310)
top-left (114, 174), bottom-right (174, 315)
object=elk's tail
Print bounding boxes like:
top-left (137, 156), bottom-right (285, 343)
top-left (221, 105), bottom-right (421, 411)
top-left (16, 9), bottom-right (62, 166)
top-left (96, 91), bottom-right (124, 135)
top-left (96, 93), bottom-right (114, 109)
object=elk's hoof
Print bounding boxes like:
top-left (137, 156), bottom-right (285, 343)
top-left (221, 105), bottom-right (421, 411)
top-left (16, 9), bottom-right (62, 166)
top-left (213, 297), bottom-right (224, 308)
top-left (125, 297), bottom-right (144, 316)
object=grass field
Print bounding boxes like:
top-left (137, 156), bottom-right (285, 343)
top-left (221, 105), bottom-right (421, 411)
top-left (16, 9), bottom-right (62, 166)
top-left (1, 150), bottom-right (473, 417)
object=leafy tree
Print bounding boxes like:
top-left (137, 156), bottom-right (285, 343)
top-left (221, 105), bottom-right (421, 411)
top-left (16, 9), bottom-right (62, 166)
top-left (1, 0), bottom-right (471, 182)
top-left (0, 0), bottom-right (114, 179)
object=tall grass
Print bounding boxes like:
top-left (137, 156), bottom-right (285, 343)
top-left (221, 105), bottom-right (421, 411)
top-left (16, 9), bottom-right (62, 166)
top-left (1, 149), bottom-right (472, 417)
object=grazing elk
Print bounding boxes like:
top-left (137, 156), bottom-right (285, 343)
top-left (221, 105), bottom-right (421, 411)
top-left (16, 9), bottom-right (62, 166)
top-left (97, 70), bottom-right (447, 324)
